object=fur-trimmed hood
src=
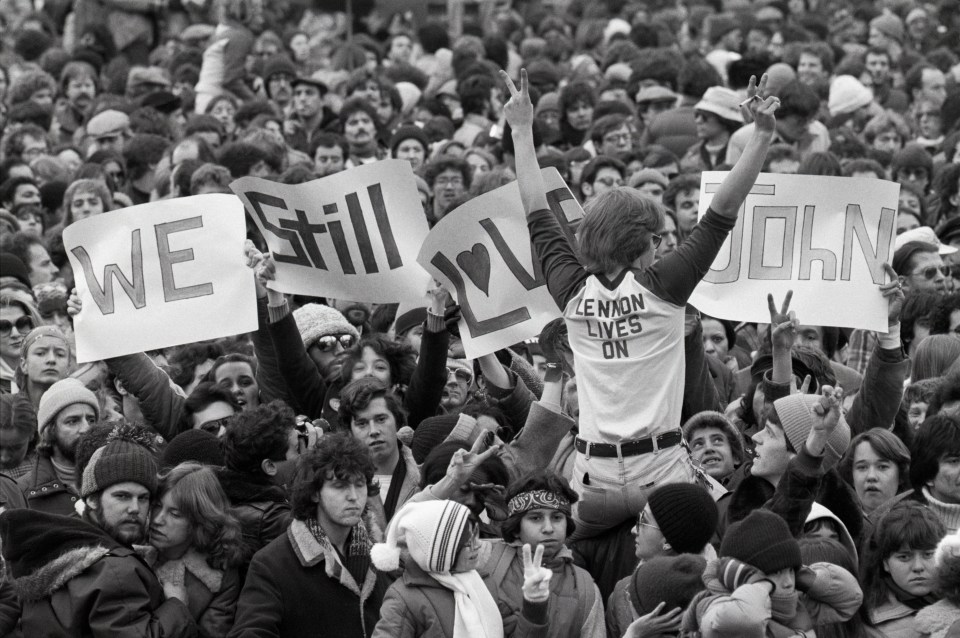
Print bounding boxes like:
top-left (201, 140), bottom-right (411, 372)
top-left (0, 509), bottom-right (123, 602)
top-left (135, 545), bottom-right (225, 593)
top-left (915, 599), bottom-right (960, 637)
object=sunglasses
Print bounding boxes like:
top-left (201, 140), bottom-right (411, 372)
top-left (198, 415), bottom-right (232, 435)
top-left (313, 334), bottom-right (357, 353)
top-left (911, 265), bottom-right (950, 280)
top-left (0, 316), bottom-right (34, 335)
top-left (446, 366), bottom-right (473, 384)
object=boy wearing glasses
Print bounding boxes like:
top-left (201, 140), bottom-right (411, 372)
top-left (502, 68), bottom-right (779, 538)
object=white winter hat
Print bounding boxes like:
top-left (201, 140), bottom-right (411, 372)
top-left (370, 500), bottom-right (472, 573)
top-left (828, 75), bottom-right (873, 117)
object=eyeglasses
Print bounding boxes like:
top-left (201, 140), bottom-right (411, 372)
top-left (312, 334), bottom-right (357, 353)
top-left (651, 233), bottom-right (662, 248)
top-left (446, 366), bottom-right (473, 384)
top-left (0, 316), bottom-right (34, 336)
top-left (602, 132), bottom-right (631, 144)
top-left (434, 177), bottom-right (464, 188)
top-left (910, 265), bottom-right (949, 280)
top-left (198, 415), bottom-right (232, 435)
top-left (637, 509), bottom-right (659, 530)
top-left (594, 177), bottom-right (624, 188)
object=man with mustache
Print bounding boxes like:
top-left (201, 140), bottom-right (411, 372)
top-left (18, 377), bottom-right (98, 516)
top-left (0, 427), bottom-right (198, 636)
top-left (55, 61), bottom-right (98, 143)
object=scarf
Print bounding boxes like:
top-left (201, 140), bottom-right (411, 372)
top-left (431, 570), bottom-right (504, 638)
top-left (885, 575), bottom-right (939, 610)
top-left (770, 588), bottom-right (799, 622)
top-left (306, 516), bottom-right (372, 586)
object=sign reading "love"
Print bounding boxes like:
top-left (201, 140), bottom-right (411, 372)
top-left (417, 168), bottom-right (584, 358)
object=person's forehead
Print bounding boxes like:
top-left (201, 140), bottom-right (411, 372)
top-left (437, 168), bottom-right (463, 179)
top-left (28, 243), bottom-right (48, 258)
top-left (595, 167), bottom-right (622, 180)
top-left (700, 318), bottom-right (725, 332)
top-left (910, 251), bottom-right (943, 271)
top-left (315, 145), bottom-right (342, 156)
top-left (105, 481), bottom-right (151, 497)
top-left (691, 425), bottom-right (730, 441)
top-left (16, 183), bottom-right (38, 194)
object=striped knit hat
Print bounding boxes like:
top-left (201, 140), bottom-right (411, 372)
top-left (80, 438), bottom-right (158, 498)
top-left (370, 500), bottom-right (472, 573)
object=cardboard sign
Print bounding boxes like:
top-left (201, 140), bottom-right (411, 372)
top-left (689, 172), bottom-right (900, 332)
top-left (231, 161), bottom-right (432, 305)
top-left (418, 168), bottom-right (584, 358)
top-left (64, 194), bottom-right (257, 362)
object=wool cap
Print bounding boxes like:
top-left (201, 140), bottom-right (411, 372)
top-left (410, 414), bottom-right (459, 463)
top-left (160, 429), bottom-right (224, 469)
top-left (870, 13), bottom-right (905, 44)
top-left (636, 85), bottom-right (679, 106)
top-left (80, 437), bottom-right (159, 497)
top-left (682, 410), bottom-right (745, 465)
top-left (19, 326), bottom-right (69, 360)
top-left (390, 125), bottom-right (429, 157)
top-left (370, 500), bottom-right (472, 572)
top-left (37, 378), bottom-right (99, 434)
top-left (828, 75), bottom-right (873, 117)
top-left (535, 92), bottom-right (560, 116)
top-left (938, 217), bottom-right (960, 246)
top-left (629, 168), bottom-right (669, 190)
top-left (647, 483), bottom-right (719, 554)
top-left (527, 59), bottom-right (562, 88)
top-left (892, 143), bottom-right (933, 175)
top-left (720, 509), bottom-right (802, 574)
top-left (765, 62), bottom-right (797, 95)
top-left (630, 554), bottom-right (708, 616)
top-left (394, 307), bottom-right (427, 337)
top-left (773, 393), bottom-right (851, 469)
top-left (293, 303), bottom-right (360, 350)
top-left (934, 529), bottom-right (960, 592)
top-left (695, 86), bottom-right (743, 124)
top-left (126, 66), bottom-right (171, 94)
top-left (0, 252), bottom-right (32, 290)
top-left (263, 55), bottom-right (296, 83)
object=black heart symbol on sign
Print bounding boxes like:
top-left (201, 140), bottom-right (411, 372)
top-left (456, 243), bottom-right (492, 295)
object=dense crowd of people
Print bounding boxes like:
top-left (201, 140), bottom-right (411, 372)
top-left (1, 0), bottom-right (960, 636)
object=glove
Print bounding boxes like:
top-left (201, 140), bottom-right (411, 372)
top-left (717, 557), bottom-right (767, 592)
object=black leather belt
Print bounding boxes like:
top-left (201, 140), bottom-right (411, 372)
top-left (575, 430), bottom-right (684, 458)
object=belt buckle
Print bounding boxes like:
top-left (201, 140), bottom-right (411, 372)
top-left (584, 440), bottom-right (591, 460)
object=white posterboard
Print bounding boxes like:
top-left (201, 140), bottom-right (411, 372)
top-left (231, 160), bottom-right (432, 306)
top-left (418, 168), bottom-right (584, 358)
top-left (689, 172), bottom-right (900, 332)
top-left (64, 194), bottom-right (257, 362)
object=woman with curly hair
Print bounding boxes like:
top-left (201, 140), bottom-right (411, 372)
top-left (146, 462), bottom-right (247, 638)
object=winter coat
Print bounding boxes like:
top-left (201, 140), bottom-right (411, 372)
top-left (216, 469), bottom-right (291, 556)
top-left (915, 599), bottom-right (960, 638)
top-left (229, 516), bottom-right (391, 638)
top-left (682, 558), bottom-right (862, 637)
top-left (571, 519), bottom-right (638, 605)
top-left (482, 541), bottom-right (605, 638)
top-left (17, 453), bottom-right (81, 518)
top-left (869, 594), bottom-right (925, 638)
top-left (372, 560), bottom-right (549, 638)
top-left (0, 508), bottom-right (197, 637)
top-left (138, 546), bottom-right (241, 638)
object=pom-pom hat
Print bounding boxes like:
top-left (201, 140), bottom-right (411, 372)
top-left (371, 500), bottom-right (472, 573)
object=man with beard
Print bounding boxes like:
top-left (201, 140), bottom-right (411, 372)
top-left (262, 55), bottom-right (296, 114)
top-left (0, 428), bottom-right (198, 637)
top-left (18, 378), bottom-right (98, 516)
top-left (55, 61), bottom-right (98, 143)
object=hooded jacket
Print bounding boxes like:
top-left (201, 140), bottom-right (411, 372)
top-left (215, 468), bottom-right (291, 555)
top-left (0, 508), bottom-right (197, 637)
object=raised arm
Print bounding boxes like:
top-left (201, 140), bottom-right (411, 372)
top-left (709, 75), bottom-right (779, 219)
top-left (500, 69), bottom-right (549, 218)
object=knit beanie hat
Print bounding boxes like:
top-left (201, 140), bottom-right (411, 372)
top-left (535, 92), bottom-right (560, 116)
top-left (390, 125), bottom-right (429, 157)
top-left (394, 307), bottom-right (427, 337)
top-left (828, 76), bottom-right (873, 117)
top-left (720, 509), bottom-right (802, 574)
top-left (263, 55), bottom-right (296, 83)
top-left (160, 429), bottom-right (224, 469)
top-left (293, 304), bottom-right (360, 350)
top-left (0, 252), bottom-right (32, 290)
top-left (682, 411), bottom-right (745, 465)
top-left (773, 393), bottom-right (851, 469)
top-left (870, 13), bottom-right (905, 44)
top-left (629, 168), bottom-right (669, 189)
top-left (892, 143), bottom-right (933, 176)
top-left (411, 414), bottom-right (460, 463)
top-left (371, 500), bottom-right (472, 572)
top-left (765, 62), bottom-right (798, 96)
top-left (80, 437), bottom-right (159, 498)
top-left (647, 483), bottom-right (719, 554)
top-left (630, 554), bottom-right (708, 616)
top-left (37, 378), bottom-right (99, 434)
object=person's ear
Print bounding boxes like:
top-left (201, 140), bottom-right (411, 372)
top-left (261, 459), bottom-right (278, 476)
top-left (581, 181), bottom-right (593, 199)
top-left (85, 495), bottom-right (99, 511)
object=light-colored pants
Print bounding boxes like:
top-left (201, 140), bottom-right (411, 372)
top-left (569, 444), bottom-right (712, 540)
